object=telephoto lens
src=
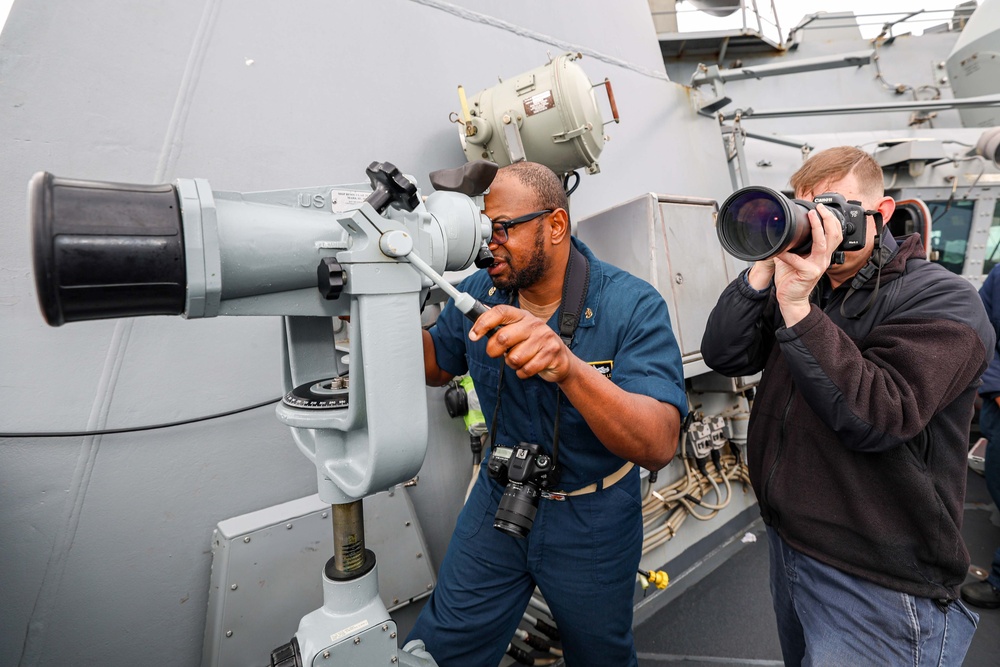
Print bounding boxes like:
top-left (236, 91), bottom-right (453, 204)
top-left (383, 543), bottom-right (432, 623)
top-left (716, 186), bottom-right (812, 261)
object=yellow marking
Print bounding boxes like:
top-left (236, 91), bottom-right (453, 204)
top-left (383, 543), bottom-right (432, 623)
top-left (458, 85), bottom-right (472, 123)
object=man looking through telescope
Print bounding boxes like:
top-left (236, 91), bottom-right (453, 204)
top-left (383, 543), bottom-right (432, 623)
top-left (702, 146), bottom-right (992, 665)
top-left (407, 161), bottom-right (686, 666)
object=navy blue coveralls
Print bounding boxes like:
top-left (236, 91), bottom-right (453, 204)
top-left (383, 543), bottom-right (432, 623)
top-left (407, 238), bottom-right (687, 666)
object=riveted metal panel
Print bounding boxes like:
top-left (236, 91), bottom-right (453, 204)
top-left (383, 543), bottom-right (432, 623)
top-left (202, 487), bottom-right (434, 667)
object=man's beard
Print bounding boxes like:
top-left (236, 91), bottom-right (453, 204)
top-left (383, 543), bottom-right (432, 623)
top-left (490, 225), bottom-right (548, 293)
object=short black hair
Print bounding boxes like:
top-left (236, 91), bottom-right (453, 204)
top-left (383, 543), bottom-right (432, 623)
top-left (498, 161), bottom-right (569, 213)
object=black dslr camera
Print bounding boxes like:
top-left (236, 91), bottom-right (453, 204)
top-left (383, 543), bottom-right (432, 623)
top-left (716, 186), bottom-right (868, 264)
top-left (487, 442), bottom-right (560, 538)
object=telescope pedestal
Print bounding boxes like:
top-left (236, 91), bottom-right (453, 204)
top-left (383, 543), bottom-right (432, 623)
top-left (294, 561), bottom-right (396, 665)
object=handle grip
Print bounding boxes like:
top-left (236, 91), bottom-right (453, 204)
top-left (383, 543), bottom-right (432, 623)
top-left (463, 299), bottom-right (501, 339)
top-left (601, 78), bottom-right (620, 125)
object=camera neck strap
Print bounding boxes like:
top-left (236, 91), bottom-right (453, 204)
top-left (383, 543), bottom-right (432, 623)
top-left (840, 211), bottom-right (888, 320)
top-left (488, 242), bottom-right (591, 470)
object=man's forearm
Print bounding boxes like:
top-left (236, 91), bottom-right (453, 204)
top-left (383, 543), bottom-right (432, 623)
top-left (557, 357), bottom-right (680, 470)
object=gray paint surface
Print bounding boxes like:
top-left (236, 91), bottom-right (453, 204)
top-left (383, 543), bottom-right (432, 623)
top-left (0, 1), bottom-right (735, 665)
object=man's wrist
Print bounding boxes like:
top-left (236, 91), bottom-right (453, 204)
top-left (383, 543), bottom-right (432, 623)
top-left (780, 300), bottom-right (811, 327)
top-left (555, 353), bottom-right (587, 388)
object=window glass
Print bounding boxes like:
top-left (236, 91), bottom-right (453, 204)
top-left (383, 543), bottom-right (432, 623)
top-left (927, 200), bottom-right (975, 275)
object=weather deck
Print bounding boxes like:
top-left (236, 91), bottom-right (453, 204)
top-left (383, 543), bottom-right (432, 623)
top-left (633, 468), bottom-right (1000, 667)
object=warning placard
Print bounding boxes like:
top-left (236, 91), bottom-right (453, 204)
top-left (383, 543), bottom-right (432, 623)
top-left (523, 90), bottom-right (555, 116)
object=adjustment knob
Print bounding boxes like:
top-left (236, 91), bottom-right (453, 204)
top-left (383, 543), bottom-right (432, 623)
top-left (269, 638), bottom-right (302, 667)
top-left (365, 161), bottom-right (419, 214)
top-left (317, 257), bottom-right (345, 300)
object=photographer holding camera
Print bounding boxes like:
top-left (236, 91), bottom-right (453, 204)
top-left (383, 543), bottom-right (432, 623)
top-left (702, 146), bottom-right (994, 665)
top-left (407, 161), bottom-right (686, 666)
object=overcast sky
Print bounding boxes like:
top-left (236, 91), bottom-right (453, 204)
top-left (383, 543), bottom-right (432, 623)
top-left (0, 1), bottom-right (980, 46)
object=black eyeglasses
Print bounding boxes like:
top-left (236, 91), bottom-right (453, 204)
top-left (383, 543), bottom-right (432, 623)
top-left (489, 209), bottom-right (553, 245)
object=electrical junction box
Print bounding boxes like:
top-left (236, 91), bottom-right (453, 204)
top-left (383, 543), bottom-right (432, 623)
top-left (577, 193), bottom-right (744, 379)
top-left (201, 486), bottom-right (434, 667)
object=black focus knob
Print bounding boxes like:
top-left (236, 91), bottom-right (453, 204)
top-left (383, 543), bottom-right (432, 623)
top-left (269, 637), bottom-right (302, 667)
top-left (317, 257), bottom-right (345, 300)
top-left (365, 161), bottom-right (419, 214)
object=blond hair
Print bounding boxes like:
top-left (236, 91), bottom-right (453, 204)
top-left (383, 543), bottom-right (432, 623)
top-left (790, 146), bottom-right (884, 201)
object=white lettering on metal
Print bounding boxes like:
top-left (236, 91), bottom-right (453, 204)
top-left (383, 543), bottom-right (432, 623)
top-left (331, 619), bottom-right (370, 642)
top-left (523, 90), bottom-right (555, 117)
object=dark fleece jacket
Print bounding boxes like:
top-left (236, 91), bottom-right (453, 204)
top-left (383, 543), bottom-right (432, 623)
top-left (702, 234), bottom-right (995, 600)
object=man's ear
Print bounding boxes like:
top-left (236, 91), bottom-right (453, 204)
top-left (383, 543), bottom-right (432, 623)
top-left (876, 196), bottom-right (896, 225)
top-left (549, 208), bottom-right (570, 245)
